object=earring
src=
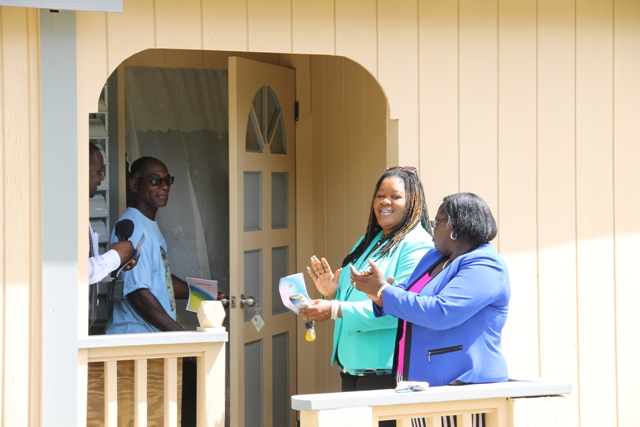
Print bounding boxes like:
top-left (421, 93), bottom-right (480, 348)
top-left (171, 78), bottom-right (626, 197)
top-left (450, 231), bottom-right (458, 241)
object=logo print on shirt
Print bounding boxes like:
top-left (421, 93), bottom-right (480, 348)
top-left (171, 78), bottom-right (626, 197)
top-left (160, 246), bottom-right (176, 311)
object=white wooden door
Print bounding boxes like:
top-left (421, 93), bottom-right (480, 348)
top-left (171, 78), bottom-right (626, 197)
top-left (228, 57), bottom-right (297, 427)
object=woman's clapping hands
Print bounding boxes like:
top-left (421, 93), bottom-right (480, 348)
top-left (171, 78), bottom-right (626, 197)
top-left (306, 255), bottom-right (341, 298)
top-left (350, 259), bottom-right (393, 307)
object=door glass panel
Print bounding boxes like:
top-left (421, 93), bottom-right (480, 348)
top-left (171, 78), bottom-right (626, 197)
top-left (245, 340), bottom-right (264, 427)
top-left (246, 85), bottom-right (286, 155)
top-left (265, 99), bottom-right (278, 142)
top-left (269, 115), bottom-right (286, 154)
top-left (244, 250), bottom-right (263, 323)
top-left (246, 111), bottom-right (264, 153)
top-left (244, 172), bottom-right (262, 231)
top-left (271, 172), bottom-right (289, 229)
top-left (252, 87), bottom-right (265, 136)
top-left (264, 88), bottom-right (277, 141)
top-left (271, 246), bottom-right (289, 315)
top-left (272, 333), bottom-right (290, 427)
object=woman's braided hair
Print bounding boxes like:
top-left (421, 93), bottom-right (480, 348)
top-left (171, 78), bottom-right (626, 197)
top-left (341, 167), bottom-right (431, 268)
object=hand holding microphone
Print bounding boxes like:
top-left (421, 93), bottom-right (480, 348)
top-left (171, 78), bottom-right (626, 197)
top-left (110, 219), bottom-right (136, 270)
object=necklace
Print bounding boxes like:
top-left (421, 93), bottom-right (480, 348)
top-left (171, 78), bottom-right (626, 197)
top-left (442, 259), bottom-right (450, 269)
top-left (375, 233), bottom-right (390, 247)
top-left (362, 234), bottom-right (387, 261)
top-left (370, 237), bottom-right (384, 251)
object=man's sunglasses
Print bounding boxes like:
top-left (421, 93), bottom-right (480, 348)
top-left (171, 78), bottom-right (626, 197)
top-left (135, 175), bottom-right (175, 187)
top-left (385, 166), bottom-right (417, 174)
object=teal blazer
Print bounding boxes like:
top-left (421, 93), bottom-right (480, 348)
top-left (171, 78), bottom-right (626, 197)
top-left (332, 225), bottom-right (432, 371)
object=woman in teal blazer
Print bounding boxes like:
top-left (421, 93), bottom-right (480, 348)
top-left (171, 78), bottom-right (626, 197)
top-left (300, 167), bottom-right (432, 398)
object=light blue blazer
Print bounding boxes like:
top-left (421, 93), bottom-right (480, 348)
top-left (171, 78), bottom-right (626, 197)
top-left (332, 225), bottom-right (432, 371)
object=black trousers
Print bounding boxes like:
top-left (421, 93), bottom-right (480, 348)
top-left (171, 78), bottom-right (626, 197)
top-left (340, 371), bottom-right (396, 427)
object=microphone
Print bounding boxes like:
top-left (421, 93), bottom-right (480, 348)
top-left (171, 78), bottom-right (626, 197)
top-left (115, 219), bottom-right (134, 241)
top-left (110, 219), bottom-right (135, 284)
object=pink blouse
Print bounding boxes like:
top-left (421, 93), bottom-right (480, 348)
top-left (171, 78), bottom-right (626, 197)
top-left (396, 272), bottom-right (434, 376)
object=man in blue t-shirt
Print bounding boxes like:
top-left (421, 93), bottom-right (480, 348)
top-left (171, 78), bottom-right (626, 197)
top-left (106, 157), bottom-right (189, 334)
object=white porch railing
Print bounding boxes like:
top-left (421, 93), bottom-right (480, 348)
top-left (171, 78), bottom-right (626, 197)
top-left (292, 379), bottom-right (572, 427)
top-left (77, 328), bottom-right (227, 427)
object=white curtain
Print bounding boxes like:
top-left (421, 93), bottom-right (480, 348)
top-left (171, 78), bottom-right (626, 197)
top-left (125, 66), bottom-right (230, 327)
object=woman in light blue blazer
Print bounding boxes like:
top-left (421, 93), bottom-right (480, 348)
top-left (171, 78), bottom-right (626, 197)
top-left (300, 167), bottom-right (432, 400)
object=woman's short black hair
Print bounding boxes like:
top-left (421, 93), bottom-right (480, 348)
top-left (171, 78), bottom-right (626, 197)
top-left (442, 192), bottom-right (497, 243)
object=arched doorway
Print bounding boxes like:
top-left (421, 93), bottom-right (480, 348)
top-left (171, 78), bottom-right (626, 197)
top-left (84, 48), bottom-right (390, 427)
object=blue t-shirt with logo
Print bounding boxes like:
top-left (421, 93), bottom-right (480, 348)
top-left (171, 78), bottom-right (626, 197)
top-left (105, 207), bottom-right (176, 334)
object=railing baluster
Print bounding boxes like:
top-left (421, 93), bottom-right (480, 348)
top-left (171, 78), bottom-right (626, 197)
top-left (458, 414), bottom-right (473, 427)
top-left (80, 329), bottom-right (227, 427)
top-left (134, 358), bottom-right (148, 427)
top-left (485, 400), bottom-right (508, 427)
top-left (104, 360), bottom-right (118, 427)
top-left (424, 417), bottom-right (438, 427)
top-left (164, 357), bottom-right (178, 427)
top-left (293, 380), bottom-right (571, 427)
top-left (197, 341), bottom-right (227, 427)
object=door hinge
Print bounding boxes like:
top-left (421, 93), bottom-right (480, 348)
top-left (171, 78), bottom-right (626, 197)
top-left (294, 101), bottom-right (299, 121)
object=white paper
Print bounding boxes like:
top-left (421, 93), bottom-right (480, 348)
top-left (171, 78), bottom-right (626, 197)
top-left (278, 272), bottom-right (314, 315)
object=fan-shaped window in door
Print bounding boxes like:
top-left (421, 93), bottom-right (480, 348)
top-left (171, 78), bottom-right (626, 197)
top-left (246, 85), bottom-right (287, 154)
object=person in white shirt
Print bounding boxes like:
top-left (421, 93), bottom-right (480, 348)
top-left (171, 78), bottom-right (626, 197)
top-left (89, 142), bottom-right (136, 283)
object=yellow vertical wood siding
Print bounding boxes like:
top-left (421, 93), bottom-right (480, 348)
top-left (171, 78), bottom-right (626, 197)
top-left (613, 2), bottom-right (640, 426)
top-left (576, 1), bottom-right (616, 425)
top-left (537, 0), bottom-right (580, 420)
top-left (202, 0), bottom-right (247, 51)
top-left (0, 6), bottom-right (41, 427)
top-left (156, 0), bottom-right (203, 49)
top-left (458, 0), bottom-right (499, 216)
top-left (72, 0), bottom-right (640, 424)
top-left (0, 0), bottom-right (636, 424)
top-left (419, 0), bottom-right (460, 201)
top-left (335, 0), bottom-right (378, 75)
top-left (496, 0), bottom-right (540, 382)
top-left (291, 0), bottom-right (334, 54)
top-left (247, 0), bottom-right (291, 52)
top-left (378, 0), bottom-right (420, 165)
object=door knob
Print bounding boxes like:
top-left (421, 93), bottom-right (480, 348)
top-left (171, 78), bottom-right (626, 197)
top-left (240, 294), bottom-right (256, 308)
top-left (219, 297), bottom-right (230, 309)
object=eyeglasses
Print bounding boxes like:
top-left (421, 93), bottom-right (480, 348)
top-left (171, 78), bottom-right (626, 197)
top-left (385, 166), bottom-right (417, 174)
top-left (135, 175), bottom-right (175, 187)
top-left (430, 217), bottom-right (447, 229)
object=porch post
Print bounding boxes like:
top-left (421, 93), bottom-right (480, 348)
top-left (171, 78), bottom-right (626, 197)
top-left (40, 9), bottom-right (80, 426)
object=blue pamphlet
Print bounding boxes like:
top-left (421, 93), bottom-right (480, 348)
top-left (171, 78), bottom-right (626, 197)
top-left (278, 272), bottom-right (314, 315)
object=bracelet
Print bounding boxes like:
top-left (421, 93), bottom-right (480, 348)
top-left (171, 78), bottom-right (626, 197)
top-left (377, 284), bottom-right (391, 299)
top-left (330, 300), bottom-right (340, 320)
